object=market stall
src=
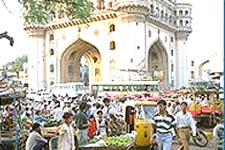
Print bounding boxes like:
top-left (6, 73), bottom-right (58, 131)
top-left (79, 135), bottom-right (135, 150)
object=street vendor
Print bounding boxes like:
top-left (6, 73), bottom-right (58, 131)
top-left (96, 110), bottom-right (108, 137)
top-left (26, 123), bottom-right (48, 150)
top-left (33, 110), bottom-right (48, 125)
top-left (102, 97), bottom-right (125, 136)
top-left (102, 97), bottom-right (122, 120)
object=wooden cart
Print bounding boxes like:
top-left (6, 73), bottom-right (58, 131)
top-left (78, 142), bottom-right (134, 150)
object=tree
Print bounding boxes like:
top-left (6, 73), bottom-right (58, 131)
top-left (6, 55), bottom-right (28, 73)
top-left (2, 0), bottom-right (93, 25)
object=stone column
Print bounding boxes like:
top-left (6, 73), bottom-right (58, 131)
top-left (175, 32), bottom-right (189, 89)
top-left (27, 28), bottom-right (47, 90)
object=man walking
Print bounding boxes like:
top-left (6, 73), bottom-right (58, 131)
top-left (150, 100), bottom-right (179, 150)
top-left (175, 101), bottom-right (196, 150)
top-left (58, 112), bottom-right (75, 150)
top-left (75, 102), bottom-right (89, 146)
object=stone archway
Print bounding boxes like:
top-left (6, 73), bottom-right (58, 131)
top-left (60, 38), bottom-right (101, 83)
top-left (148, 39), bottom-right (169, 89)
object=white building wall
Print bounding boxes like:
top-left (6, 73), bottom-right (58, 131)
top-left (27, 30), bottom-right (46, 91)
top-left (27, 0), bottom-right (192, 90)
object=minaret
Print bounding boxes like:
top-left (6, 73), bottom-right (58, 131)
top-left (174, 3), bottom-right (192, 88)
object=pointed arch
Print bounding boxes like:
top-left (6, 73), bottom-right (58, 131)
top-left (148, 38), bottom-right (169, 89)
top-left (60, 38), bottom-right (102, 83)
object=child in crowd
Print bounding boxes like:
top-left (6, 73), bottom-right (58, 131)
top-left (96, 110), bottom-right (108, 137)
top-left (87, 115), bottom-right (97, 140)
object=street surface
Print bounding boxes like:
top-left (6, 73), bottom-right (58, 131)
top-left (172, 139), bottom-right (216, 150)
top-left (134, 139), bottom-right (216, 150)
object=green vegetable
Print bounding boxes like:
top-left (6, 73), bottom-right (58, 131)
top-left (103, 136), bottom-right (133, 146)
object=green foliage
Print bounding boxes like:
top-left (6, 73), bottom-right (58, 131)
top-left (22, 0), bottom-right (94, 25)
top-left (6, 55), bottom-right (28, 72)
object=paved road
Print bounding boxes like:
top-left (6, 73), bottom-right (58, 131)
top-left (172, 139), bottom-right (216, 150)
top-left (134, 139), bottom-right (217, 150)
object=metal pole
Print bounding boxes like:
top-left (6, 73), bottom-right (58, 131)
top-left (12, 89), bottom-right (21, 150)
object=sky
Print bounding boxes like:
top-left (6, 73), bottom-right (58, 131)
top-left (186, 0), bottom-right (223, 67)
top-left (0, 1), bottom-right (223, 69)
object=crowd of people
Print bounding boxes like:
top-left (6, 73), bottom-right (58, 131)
top-left (0, 89), bottom-right (223, 150)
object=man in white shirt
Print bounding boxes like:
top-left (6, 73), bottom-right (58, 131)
top-left (175, 101), bottom-right (196, 150)
top-left (166, 102), bottom-right (177, 115)
top-left (200, 97), bottom-right (209, 107)
top-left (52, 104), bottom-right (64, 121)
top-left (102, 97), bottom-right (124, 136)
top-left (185, 95), bottom-right (193, 106)
top-left (26, 123), bottom-right (47, 150)
top-left (58, 112), bottom-right (75, 150)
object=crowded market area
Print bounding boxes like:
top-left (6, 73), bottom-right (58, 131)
top-left (0, 81), bottom-right (223, 150)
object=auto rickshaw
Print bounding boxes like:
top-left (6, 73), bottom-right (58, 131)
top-left (123, 100), bottom-right (157, 147)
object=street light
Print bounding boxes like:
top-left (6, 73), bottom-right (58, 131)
top-left (0, 31), bottom-right (14, 46)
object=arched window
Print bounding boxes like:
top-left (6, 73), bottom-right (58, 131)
top-left (50, 64), bottom-right (54, 72)
top-left (171, 64), bottom-right (174, 72)
top-left (130, 58), bottom-right (133, 63)
top-left (174, 10), bottom-right (177, 16)
top-left (191, 61), bottom-right (194, 66)
top-left (110, 41), bottom-right (116, 50)
top-left (179, 10), bottom-right (183, 16)
top-left (171, 37), bottom-right (174, 43)
top-left (179, 20), bottom-right (183, 26)
top-left (191, 71), bottom-right (194, 79)
top-left (50, 81), bottom-right (54, 86)
top-left (165, 13), bottom-right (168, 21)
top-left (93, 57), bottom-right (98, 63)
top-left (50, 11), bottom-right (56, 21)
top-left (50, 49), bottom-right (54, 56)
top-left (169, 15), bottom-right (172, 24)
top-left (156, 7), bottom-right (159, 16)
top-left (148, 30), bottom-right (151, 37)
top-left (171, 49), bottom-right (174, 56)
top-left (161, 10), bottom-right (164, 18)
top-left (185, 20), bottom-right (189, 26)
top-left (97, 0), bottom-right (105, 9)
top-left (109, 24), bottom-right (115, 32)
top-left (50, 34), bottom-right (54, 41)
top-left (150, 4), bottom-right (154, 14)
top-left (174, 21), bottom-right (177, 26)
top-left (185, 10), bottom-right (189, 16)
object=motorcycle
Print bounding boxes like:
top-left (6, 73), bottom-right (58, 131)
top-left (192, 128), bottom-right (208, 147)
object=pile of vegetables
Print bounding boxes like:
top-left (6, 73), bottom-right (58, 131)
top-left (89, 136), bottom-right (133, 147)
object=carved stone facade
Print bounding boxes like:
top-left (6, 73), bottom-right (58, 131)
top-left (26, 0), bottom-right (192, 90)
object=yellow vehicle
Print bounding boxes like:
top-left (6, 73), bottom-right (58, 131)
top-left (123, 100), bottom-right (157, 147)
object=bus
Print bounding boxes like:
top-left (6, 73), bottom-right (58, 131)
top-left (90, 81), bottom-right (159, 97)
top-left (51, 82), bottom-right (85, 97)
